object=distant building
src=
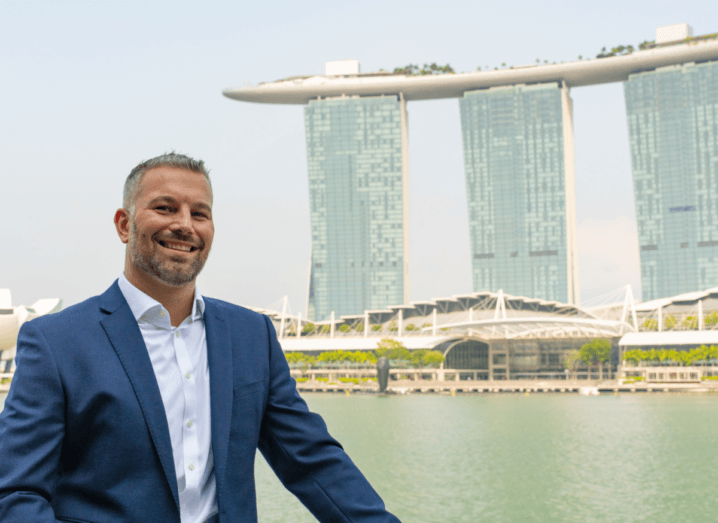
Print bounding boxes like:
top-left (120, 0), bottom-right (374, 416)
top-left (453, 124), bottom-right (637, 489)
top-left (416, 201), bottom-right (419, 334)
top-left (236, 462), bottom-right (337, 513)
top-left (459, 82), bottom-right (579, 304)
top-left (223, 30), bottom-right (718, 310)
top-left (625, 60), bottom-right (718, 301)
top-left (305, 95), bottom-right (410, 320)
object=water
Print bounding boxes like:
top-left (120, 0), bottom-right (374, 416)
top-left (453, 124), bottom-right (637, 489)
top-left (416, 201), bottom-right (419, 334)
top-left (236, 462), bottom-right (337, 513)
top-left (3, 392), bottom-right (717, 522)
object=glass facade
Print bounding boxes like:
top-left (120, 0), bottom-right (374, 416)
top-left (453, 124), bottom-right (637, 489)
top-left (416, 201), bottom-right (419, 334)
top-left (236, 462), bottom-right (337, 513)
top-left (459, 83), bottom-right (578, 303)
top-left (304, 96), bottom-right (408, 321)
top-left (625, 61), bottom-right (718, 301)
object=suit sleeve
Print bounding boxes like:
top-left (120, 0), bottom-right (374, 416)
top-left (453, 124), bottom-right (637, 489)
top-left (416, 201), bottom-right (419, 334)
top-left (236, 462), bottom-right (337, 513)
top-left (257, 316), bottom-right (401, 523)
top-left (0, 322), bottom-right (64, 522)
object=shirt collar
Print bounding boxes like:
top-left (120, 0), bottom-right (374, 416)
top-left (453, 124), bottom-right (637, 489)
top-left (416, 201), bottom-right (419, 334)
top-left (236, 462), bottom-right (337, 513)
top-left (118, 272), bottom-right (205, 324)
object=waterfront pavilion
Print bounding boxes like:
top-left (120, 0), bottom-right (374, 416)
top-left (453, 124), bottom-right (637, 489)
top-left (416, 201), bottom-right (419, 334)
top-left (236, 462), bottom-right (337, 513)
top-left (255, 289), bottom-right (633, 380)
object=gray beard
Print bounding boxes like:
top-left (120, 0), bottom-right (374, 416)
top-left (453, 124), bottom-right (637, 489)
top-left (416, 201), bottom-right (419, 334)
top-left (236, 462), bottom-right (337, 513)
top-left (128, 221), bottom-right (207, 288)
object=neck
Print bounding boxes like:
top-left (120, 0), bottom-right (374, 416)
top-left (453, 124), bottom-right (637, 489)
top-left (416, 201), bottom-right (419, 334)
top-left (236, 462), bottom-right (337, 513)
top-left (124, 263), bottom-right (195, 327)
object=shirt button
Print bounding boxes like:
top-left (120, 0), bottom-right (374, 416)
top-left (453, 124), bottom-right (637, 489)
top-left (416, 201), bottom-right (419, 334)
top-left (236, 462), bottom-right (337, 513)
top-left (159, 310), bottom-right (165, 317)
top-left (185, 372), bottom-right (191, 379)
top-left (175, 331), bottom-right (180, 338)
top-left (187, 420), bottom-right (193, 428)
top-left (188, 463), bottom-right (195, 471)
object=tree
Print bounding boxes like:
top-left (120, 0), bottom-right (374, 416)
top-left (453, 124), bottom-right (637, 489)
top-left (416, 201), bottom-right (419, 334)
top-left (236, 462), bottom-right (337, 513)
top-left (375, 339), bottom-right (410, 362)
top-left (564, 350), bottom-right (581, 380)
top-left (422, 351), bottom-right (445, 368)
top-left (580, 339), bottom-right (612, 380)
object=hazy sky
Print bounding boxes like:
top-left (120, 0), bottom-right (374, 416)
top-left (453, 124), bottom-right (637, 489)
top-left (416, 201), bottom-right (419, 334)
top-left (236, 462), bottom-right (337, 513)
top-left (2, 0), bottom-right (716, 316)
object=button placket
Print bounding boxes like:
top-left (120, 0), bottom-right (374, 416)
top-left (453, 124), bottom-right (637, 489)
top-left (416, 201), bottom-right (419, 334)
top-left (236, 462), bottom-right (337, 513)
top-left (173, 327), bottom-right (200, 489)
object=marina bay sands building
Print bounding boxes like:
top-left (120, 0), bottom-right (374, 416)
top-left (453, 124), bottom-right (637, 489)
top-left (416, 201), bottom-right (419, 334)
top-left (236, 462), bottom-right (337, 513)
top-left (460, 83), bottom-right (578, 303)
top-left (304, 93), bottom-right (410, 321)
top-left (625, 60), bottom-right (718, 301)
top-left (224, 27), bottom-right (718, 320)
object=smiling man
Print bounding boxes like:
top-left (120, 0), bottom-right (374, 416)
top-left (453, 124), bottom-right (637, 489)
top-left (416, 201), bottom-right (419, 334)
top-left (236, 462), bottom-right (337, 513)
top-left (0, 153), bottom-right (400, 523)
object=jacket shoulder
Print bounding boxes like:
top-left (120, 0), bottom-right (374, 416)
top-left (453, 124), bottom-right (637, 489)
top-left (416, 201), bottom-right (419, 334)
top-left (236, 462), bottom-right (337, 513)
top-left (203, 297), bottom-right (273, 326)
top-left (24, 294), bottom-right (104, 332)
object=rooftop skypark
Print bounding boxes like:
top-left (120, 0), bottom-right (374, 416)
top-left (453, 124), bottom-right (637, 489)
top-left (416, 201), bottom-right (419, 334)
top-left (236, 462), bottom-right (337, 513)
top-left (223, 30), bottom-right (718, 104)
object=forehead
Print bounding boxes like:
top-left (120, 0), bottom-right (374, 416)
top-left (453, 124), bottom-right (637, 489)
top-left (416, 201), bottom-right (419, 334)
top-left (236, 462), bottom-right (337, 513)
top-left (137, 166), bottom-right (212, 204)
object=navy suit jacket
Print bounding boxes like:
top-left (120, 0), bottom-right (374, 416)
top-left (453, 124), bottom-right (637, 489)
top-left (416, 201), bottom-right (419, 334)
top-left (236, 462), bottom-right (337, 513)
top-left (0, 281), bottom-right (400, 523)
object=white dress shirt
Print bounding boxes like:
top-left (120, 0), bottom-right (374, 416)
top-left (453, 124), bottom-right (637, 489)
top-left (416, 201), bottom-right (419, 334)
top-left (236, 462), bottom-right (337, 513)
top-left (118, 273), bottom-right (217, 523)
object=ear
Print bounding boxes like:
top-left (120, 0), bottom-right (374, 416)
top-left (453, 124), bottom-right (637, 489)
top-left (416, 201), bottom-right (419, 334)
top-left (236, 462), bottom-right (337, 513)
top-left (114, 208), bottom-right (131, 244)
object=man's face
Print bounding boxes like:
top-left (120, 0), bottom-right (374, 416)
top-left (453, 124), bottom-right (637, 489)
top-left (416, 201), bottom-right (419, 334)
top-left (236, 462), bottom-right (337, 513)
top-left (125, 166), bottom-right (214, 288)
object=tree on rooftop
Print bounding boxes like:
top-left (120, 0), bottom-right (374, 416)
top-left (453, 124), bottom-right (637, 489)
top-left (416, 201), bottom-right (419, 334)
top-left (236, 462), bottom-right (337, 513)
top-left (392, 63), bottom-right (455, 75)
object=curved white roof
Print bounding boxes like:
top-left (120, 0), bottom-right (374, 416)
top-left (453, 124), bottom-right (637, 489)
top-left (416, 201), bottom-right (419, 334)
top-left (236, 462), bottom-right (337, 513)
top-left (260, 289), bottom-right (633, 351)
top-left (634, 286), bottom-right (718, 312)
top-left (223, 39), bottom-right (718, 105)
top-left (620, 330), bottom-right (718, 347)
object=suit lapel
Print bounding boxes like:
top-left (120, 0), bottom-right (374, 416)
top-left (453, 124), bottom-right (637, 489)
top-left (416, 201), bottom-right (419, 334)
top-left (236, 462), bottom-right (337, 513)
top-left (99, 282), bottom-right (179, 508)
top-left (203, 300), bottom-right (233, 507)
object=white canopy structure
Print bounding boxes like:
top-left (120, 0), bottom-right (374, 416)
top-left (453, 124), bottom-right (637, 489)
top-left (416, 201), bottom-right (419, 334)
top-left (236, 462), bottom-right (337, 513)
top-left (0, 290), bottom-right (62, 372)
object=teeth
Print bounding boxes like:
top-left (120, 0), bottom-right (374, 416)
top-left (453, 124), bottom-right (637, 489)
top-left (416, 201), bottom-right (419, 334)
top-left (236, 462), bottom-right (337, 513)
top-left (162, 241), bottom-right (193, 252)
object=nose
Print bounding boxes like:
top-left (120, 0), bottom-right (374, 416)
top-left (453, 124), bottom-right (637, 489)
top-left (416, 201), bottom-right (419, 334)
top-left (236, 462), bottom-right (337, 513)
top-left (169, 207), bottom-right (194, 234)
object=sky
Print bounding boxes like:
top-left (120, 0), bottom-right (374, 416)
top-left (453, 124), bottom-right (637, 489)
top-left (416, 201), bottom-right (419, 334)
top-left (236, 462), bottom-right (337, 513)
top-left (1, 0), bottom-right (716, 317)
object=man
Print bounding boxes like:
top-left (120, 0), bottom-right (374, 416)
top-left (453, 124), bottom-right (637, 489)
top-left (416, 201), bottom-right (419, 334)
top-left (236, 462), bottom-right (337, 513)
top-left (0, 153), bottom-right (400, 523)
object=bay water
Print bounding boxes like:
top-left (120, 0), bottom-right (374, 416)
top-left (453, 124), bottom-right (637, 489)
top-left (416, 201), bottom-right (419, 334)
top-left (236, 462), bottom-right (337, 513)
top-left (2, 392), bottom-right (716, 522)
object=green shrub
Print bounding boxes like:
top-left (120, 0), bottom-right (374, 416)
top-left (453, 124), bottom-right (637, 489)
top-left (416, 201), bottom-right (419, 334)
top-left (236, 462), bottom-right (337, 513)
top-left (683, 316), bottom-right (698, 329)
top-left (302, 323), bottom-right (316, 334)
top-left (338, 377), bottom-right (359, 384)
top-left (642, 318), bottom-right (658, 331)
top-left (355, 323), bottom-right (364, 332)
top-left (320, 325), bottom-right (331, 334)
top-left (705, 311), bottom-right (718, 327)
top-left (371, 324), bottom-right (382, 331)
top-left (623, 345), bottom-right (718, 366)
top-left (404, 324), bottom-right (417, 331)
top-left (623, 376), bottom-right (645, 384)
top-left (338, 324), bottom-right (351, 333)
top-left (422, 322), bottom-right (432, 328)
top-left (295, 377), bottom-right (308, 383)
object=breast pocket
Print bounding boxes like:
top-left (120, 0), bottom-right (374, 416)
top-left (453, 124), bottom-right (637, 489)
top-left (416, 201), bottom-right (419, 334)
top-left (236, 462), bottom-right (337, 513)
top-left (233, 378), bottom-right (268, 398)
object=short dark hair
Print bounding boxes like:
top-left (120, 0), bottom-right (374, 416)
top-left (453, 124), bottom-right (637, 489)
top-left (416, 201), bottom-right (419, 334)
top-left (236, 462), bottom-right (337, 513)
top-left (123, 152), bottom-right (213, 216)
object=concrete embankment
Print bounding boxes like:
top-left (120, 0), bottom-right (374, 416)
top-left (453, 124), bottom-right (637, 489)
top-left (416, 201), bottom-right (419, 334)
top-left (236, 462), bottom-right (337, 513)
top-left (296, 379), bottom-right (718, 394)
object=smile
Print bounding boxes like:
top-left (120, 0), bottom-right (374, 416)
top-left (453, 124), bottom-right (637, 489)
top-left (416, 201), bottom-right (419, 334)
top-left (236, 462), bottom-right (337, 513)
top-left (157, 240), bottom-right (197, 253)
